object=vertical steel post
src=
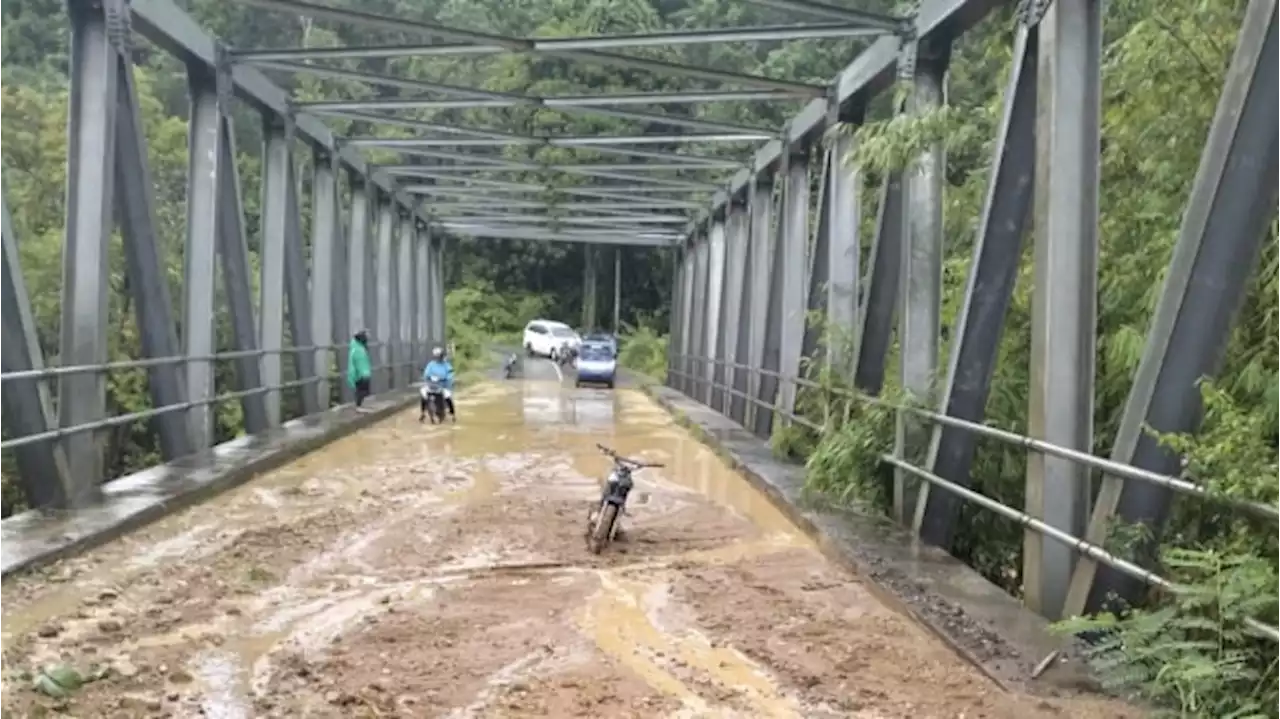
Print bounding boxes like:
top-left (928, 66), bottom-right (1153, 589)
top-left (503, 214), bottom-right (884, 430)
top-left (826, 116), bottom-right (864, 378)
top-left (704, 215), bottom-right (727, 405)
top-left (894, 42), bottom-right (950, 524)
top-left (677, 241), bottom-right (696, 394)
top-left (667, 246), bottom-right (686, 387)
top-left (613, 247), bottom-right (622, 336)
top-left (374, 197), bottom-right (395, 390)
top-left (397, 213), bottom-right (414, 383)
top-left (582, 244), bottom-right (598, 330)
top-left (689, 232), bottom-right (710, 400)
top-left (777, 149), bottom-right (811, 421)
top-left (1070, 0), bottom-right (1278, 617)
top-left (416, 225), bottom-right (432, 352)
top-left (259, 116), bottom-right (291, 426)
top-left (730, 195), bottom-right (755, 424)
top-left (363, 186), bottom-right (380, 373)
top-left (720, 199), bottom-right (749, 416)
top-left (432, 237), bottom-right (446, 347)
top-left (407, 223), bottom-right (421, 372)
top-left (59, 0), bottom-right (120, 495)
top-left (311, 151), bottom-right (338, 409)
top-left (2, 193), bottom-right (75, 507)
top-left (745, 177), bottom-right (775, 430)
top-left (916, 25), bottom-right (1038, 546)
top-left (283, 156), bottom-right (321, 416)
top-left (331, 174), bottom-right (352, 404)
top-left (1024, 0), bottom-right (1102, 620)
top-left (346, 175), bottom-right (369, 382)
top-left (183, 65), bottom-right (222, 449)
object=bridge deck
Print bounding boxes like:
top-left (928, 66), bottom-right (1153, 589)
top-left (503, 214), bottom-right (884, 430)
top-left (2, 366), bottom-right (1138, 718)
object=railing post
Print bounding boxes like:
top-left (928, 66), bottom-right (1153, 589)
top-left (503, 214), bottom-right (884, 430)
top-left (612, 247), bottom-right (622, 336)
top-left (677, 240), bottom-right (696, 394)
top-left (432, 235), bottom-right (447, 348)
top-left (582, 244), bottom-right (598, 330)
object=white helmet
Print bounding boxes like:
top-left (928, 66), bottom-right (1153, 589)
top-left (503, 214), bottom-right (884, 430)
top-left (431, 346), bottom-right (444, 359)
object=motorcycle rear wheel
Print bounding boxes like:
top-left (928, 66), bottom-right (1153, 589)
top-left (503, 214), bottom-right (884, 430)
top-left (589, 503), bottom-right (619, 555)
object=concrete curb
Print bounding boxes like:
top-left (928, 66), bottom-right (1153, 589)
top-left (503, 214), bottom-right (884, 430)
top-left (1, 390), bottom-right (420, 579)
top-left (640, 383), bottom-right (1093, 694)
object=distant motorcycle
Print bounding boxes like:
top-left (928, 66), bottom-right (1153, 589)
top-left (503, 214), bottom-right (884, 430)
top-left (553, 341), bottom-right (577, 368)
top-left (502, 353), bottom-right (518, 379)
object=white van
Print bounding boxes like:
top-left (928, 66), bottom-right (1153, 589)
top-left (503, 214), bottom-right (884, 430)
top-left (523, 320), bottom-right (581, 359)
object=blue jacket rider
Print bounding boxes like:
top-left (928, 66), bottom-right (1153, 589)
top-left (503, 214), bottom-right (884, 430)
top-left (420, 347), bottom-right (457, 422)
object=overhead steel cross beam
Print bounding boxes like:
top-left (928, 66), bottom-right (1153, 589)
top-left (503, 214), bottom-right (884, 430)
top-left (320, 105), bottom-right (772, 138)
top-left (441, 223), bottom-right (678, 247)
top-left (373, 144), bottom-right (747, 169)
top-left (228, 0), bottom-right (829, 96)
top-left (346, 134), bottom-right (771, 148)
top-left (300, 90), bottom-right (810, 111)
top-left (402, 185), bottom-right (705, 207)
top-left (236, 22), bottom-right (888, 62)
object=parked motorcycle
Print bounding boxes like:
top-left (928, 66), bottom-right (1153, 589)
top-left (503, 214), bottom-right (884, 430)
top-left (502, 353), bottom-right (518, 379)
top-left (585, 444), bottom-right (664, 554)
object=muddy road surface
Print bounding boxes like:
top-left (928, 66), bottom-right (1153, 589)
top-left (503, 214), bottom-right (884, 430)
top-left (2, 373), bottom-right (1140, 718)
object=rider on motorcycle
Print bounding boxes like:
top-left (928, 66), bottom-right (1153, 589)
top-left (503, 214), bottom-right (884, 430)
top-left (420, 347), bottom-right (456, 423)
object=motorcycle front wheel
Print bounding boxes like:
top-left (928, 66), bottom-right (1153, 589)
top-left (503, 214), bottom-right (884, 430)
top-left (588, 503), bottom-right (619, 555)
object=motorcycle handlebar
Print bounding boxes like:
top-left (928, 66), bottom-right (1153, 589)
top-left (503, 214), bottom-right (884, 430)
top-left (596, 443), bottom-right (664, 468)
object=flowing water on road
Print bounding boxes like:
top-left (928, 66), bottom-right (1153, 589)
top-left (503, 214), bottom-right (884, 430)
top-left (1, 373), bottom-right (1141, 718)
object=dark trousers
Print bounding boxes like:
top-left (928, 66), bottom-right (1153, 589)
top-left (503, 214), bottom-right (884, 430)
top-left (354, 378), bottom-right (372, 407)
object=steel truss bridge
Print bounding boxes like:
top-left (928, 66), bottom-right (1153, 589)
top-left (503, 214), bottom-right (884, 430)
top-left (1, 0), bottom-right (1277, 650)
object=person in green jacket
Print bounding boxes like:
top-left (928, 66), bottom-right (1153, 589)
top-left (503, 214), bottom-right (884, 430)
top-left (347, 329), bottom-right (374, 411)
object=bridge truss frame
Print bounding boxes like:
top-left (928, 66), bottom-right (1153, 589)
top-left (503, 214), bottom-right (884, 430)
top-left (667, 0), bottom-right (1278, 631)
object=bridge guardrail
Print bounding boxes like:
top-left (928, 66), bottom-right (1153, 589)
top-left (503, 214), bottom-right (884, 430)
top-left (666, 352), bottom-right (1280, 644)
top-left (0, 341), bottom-right (421, 452)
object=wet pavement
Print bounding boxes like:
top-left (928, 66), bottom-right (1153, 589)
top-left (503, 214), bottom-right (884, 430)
top-left (1, 365), bottom-right (1142, 718)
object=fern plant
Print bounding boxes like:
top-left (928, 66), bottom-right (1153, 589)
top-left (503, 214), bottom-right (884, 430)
top-left (1052, 548), bottom-right (1279, 718)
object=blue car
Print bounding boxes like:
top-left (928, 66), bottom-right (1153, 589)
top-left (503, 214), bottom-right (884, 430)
top-left (575, 342), bottom-right (617, 389)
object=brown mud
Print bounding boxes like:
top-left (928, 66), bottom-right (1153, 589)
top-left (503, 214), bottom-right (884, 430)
top-left (2, 374), bottom-right (1142, 718)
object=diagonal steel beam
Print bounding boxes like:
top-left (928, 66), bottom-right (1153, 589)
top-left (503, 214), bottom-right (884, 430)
top-left (2, 186), bottom-right (75, 508)
top-left (234, 22), bottom-right (886, 63)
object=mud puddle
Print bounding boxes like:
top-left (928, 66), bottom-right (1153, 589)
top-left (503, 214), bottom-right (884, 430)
top-left (2, 383), bottom-right (1141, 718)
